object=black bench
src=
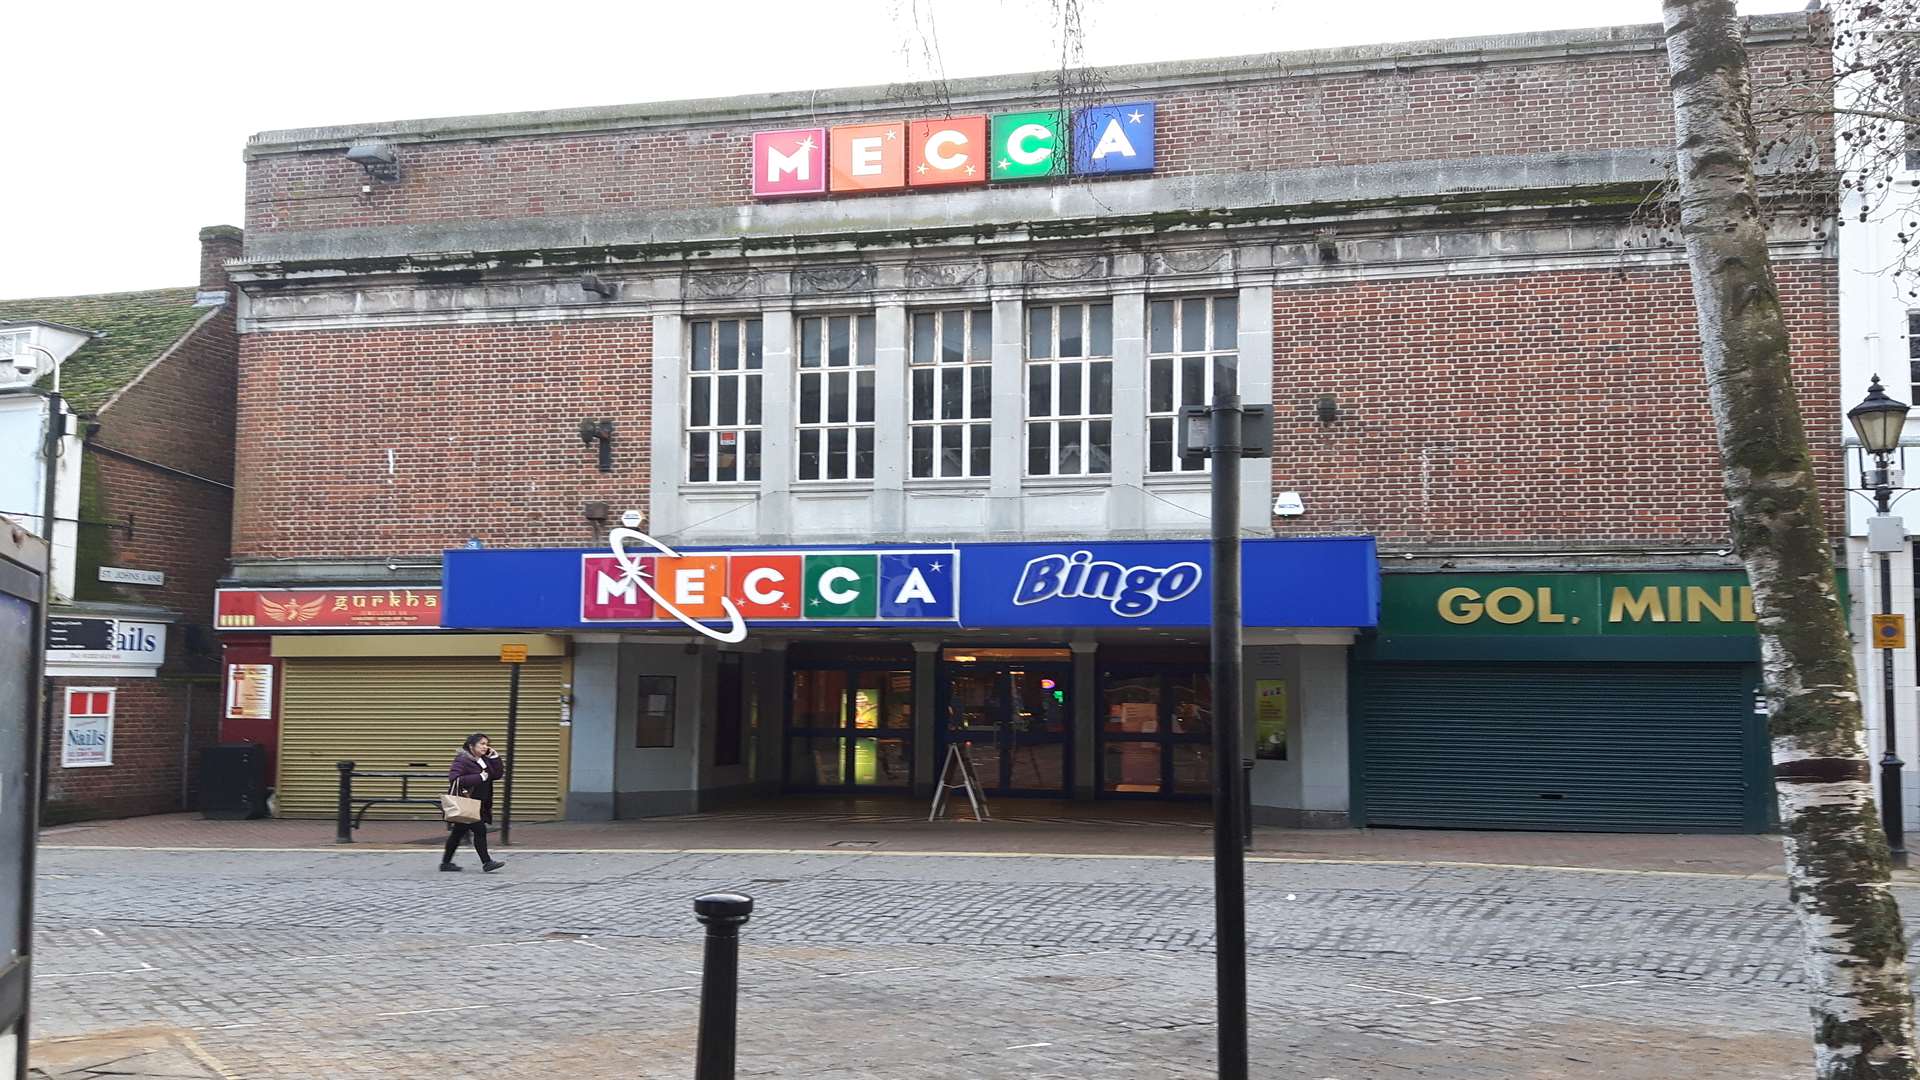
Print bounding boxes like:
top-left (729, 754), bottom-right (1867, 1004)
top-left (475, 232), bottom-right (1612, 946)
top-left (335, 761), bottom-right (446, 842)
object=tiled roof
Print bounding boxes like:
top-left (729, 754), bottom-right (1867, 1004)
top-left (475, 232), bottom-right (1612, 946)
top-left (0, 288), bottom-right (206, 412)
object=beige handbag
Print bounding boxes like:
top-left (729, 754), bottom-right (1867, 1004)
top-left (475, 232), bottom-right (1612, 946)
top-left (439, 780), bottom-right (481, 824)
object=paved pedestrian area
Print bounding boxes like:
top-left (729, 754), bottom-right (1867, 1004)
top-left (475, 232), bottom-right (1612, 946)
top-left (27, 840), bottom-right (1891, 1079)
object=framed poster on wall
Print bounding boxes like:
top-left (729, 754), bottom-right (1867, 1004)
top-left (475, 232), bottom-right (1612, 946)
top-left (1254, 679), bottom-right (1287, 761)
top-left (62, 688), bottom-right (115, 768)
top-left (226, 663), bottom-right (275, 720)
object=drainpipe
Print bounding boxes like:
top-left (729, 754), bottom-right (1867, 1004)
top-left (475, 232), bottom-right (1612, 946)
top-left (37, 389), bottom-right (63, 814)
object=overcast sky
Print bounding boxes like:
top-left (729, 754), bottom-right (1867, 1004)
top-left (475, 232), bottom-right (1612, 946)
top-left (1, 0), bottom-right (1809, 300)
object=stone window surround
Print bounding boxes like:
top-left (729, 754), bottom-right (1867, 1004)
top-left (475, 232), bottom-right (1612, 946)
top-left (649, 271), bottom-right (1276, 544)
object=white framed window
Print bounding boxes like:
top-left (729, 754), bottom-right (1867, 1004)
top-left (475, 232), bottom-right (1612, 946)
top-left (797, 313), bottom-right (876, 481)
top-left (686, 317), bottom-right (763, 484)
top-left (911, 308), bottom-right (993, 479)
top-left (1909, 310), bottom-right (1920, 406)
top-left (1026, 302), bottom-right (1113, 476)
top-left (0, 330), bottom-right (31, 374)
top-left (1147, 295), bottom-right (1238, 474)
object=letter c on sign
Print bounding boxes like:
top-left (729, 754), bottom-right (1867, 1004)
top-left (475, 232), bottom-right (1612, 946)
top-left (742, 567), bottom-right (785, 606)
top-left (924, 129), bottom-right (968, 170)
top-left (818, 566), bottom-right (861, 605)
top-left (1437, 587), bottom-right (1482, 625)
top-left (1007, 123), bottom-right (1054, 166)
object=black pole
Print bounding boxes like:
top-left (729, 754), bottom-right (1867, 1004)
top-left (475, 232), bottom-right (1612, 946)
top-left (501, 663), bottom-right (520, 847)
top-left (1241, 758), bottom-right (1254, 851)
top-left (335, 760), bottom-right (354, 844)
top-left (1208, 393), bottom-right (1248, 1080)
top-left (694, 892), bottom-right (754, 1080)
top-left (1876, 464), bottom-right (1907, 866)
top-left (35, 390), bottom-right (63, 816)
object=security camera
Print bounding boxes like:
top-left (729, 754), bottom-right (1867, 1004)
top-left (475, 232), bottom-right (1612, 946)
top-left (10, 356), bottom-right (35, 378)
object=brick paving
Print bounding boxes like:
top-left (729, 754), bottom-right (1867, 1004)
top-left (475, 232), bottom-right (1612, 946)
top-left (38, 801), bottom-right (1803, 876)
top-left (26, 828), bottom-right (1896, 1079)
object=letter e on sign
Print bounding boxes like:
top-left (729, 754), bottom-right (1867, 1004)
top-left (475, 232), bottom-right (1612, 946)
top-left (1874, 613), bottom-right (1907, 650)
top-left (830, 122), bottom-right (906, 192)
top-left (499, 644), bottom-right (528, 664)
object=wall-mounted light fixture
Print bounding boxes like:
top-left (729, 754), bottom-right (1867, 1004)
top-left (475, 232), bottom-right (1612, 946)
top-left (345, 142), bottom-right (401, 188)
top-left (1315, 394), bottom-right (1340, 424)
top-left (578, 419), bottom-right (615, 472)
top-left (581, 501), bottom-right (611, 525)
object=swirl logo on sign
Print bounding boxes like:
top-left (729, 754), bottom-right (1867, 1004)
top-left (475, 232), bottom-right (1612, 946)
top-left (608, 527), bottom-right (749, 643)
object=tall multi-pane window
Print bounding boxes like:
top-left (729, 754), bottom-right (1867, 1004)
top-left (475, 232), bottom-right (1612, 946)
top-left (1026, 302), bottom-right (1113, 476)
top-left (911, 308), bottom-right (993, 478)
top-left (1909, 310), bottom-right (1920, 406)
top-left (1147, 296), bottom-right (1238, 474)
top-left (797, 314), bottom-right (876, 481)
top-left (687, 318), bottom-right (763, 483)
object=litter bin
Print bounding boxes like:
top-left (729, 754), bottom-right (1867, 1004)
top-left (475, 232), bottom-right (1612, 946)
top-left (201, 743), bottom-right (269, 819)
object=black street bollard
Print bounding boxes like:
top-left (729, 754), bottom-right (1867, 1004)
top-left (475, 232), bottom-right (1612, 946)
top-left (693, 892), bottom-right (754, 1080)
top-left (335, 761), bottom-right (355, 844)
top-left (1242, 758), bottom-right (1254, 851)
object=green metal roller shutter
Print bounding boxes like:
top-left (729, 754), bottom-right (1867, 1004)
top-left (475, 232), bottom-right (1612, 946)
top-left (1359, 662), bottom-right (1752, 832)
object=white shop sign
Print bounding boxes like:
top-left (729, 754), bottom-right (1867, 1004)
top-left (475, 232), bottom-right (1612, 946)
top-left (99, 566), bottom-right (165, 586)
top-left (61, 687), bottom-right (115, 768)
top-left (45, 617), bottom-right (167, 677)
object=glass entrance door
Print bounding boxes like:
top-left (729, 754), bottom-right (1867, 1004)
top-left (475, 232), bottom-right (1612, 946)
top-left (786, 667), bottom-right (913, 790)
top-left (942, 651), bottom-right (1072, 796)
top-left (1099, 668), bottom-right (1212, 798)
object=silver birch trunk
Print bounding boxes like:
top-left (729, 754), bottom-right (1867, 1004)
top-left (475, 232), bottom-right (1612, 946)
top-left (1664, 3), bottom-right (1916, 1075)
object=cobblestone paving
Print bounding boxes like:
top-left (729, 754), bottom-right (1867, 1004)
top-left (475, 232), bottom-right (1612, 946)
top-left (28, 847), bottom-right (1885, 1078)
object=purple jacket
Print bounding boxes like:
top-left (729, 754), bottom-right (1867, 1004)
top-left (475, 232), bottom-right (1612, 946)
top-left (449, 749), bottom-right (506, 824)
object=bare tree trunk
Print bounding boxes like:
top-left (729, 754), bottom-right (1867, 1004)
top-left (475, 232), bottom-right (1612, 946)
top-left (1664, 3), bottom-right (1916, 1076)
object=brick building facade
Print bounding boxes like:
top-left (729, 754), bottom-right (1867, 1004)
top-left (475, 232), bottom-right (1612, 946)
top-left (2, 228), bottom-right (242, 821)
top-left (222, 14), bottom-right (1834, 832)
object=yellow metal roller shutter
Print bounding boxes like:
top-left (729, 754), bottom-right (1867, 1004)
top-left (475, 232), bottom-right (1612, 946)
top-left (277, 656), bottom-right (565, 821)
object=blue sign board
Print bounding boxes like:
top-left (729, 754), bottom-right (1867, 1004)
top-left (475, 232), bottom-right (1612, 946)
top-left (442, 537), bottom-right (1377, 631)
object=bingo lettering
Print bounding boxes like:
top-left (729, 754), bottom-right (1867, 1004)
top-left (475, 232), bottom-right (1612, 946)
top-left (1012, 550), bottom-right (1202, 618)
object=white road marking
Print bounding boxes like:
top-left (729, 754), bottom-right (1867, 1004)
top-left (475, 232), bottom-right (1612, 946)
top-left (375, 1004), bottom-right (490, 1018)
top-left (1004, 1041), bottom-right (1053, 1051)
top-left (40, 962), bottom-right (156, 978)
top-left (1347, 983), bottom-right (1442, 1001)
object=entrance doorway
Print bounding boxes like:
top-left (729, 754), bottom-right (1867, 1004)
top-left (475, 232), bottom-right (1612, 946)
top-left (1098, 667), bottom-right (1212, 798)
top-left (785, 665), bottom-right (914, 791)
top-left (940, 648), bottom-right (1072, 796)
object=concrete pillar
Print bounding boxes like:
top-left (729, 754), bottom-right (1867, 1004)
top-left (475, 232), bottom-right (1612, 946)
top-left (1109, 285), bottom-right (1148, 535)
top-left (989, 295), bottom-right (1025, 536)
top-left (913, 640), bottom-right (940, 797)
top-left (648, 314), bottom-right (685, 536)
top-left (1236, 284), bottom-right (1275, 532)
top-left (873, 304), bottom-right (908, 536)
top-left (1071, 640), bottom-right (1098, 800)
top-left (759, 306), bottom-right (796, 540)
top-left (565, 642), bottom-right (619, 821)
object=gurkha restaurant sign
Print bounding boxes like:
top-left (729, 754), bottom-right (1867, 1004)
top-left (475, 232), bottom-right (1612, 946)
top-left (215, 587), bottom-right (442, 630)
top-left (751, 102), bottom-right (1156, 198)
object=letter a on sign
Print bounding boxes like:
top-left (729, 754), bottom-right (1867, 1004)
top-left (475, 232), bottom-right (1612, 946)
top-left (753, 127), bottom-right (827, 197)
top-left (1072, 103), bottom-right (1155, 175)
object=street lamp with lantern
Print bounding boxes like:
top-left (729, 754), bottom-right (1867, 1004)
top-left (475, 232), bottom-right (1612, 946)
top-left (1848, 374), bottom-right (1912, 866)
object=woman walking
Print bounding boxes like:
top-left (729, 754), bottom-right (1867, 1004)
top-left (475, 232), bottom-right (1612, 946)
top-left (442, 732), bottom-right (506, 873)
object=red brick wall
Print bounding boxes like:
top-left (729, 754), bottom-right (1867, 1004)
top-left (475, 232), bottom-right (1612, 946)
top-left (44, 677), bottom-right (222, 822)
top-left (244, 33), bottom-right (1822, 235)
top-left (1269, 261), bottom-right (1842, 546)
top-left (233, 318), bottom-right (653, 559)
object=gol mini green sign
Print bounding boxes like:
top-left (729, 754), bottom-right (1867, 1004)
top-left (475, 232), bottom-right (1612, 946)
top-left (1379, 571), bottom-right (1764, 637)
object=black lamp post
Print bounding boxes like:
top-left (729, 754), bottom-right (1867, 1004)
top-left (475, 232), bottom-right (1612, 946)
top-left (1848, 374), bottom-right (1912, 866)
top-left (1179, 389), bottom-right (1273, 1080)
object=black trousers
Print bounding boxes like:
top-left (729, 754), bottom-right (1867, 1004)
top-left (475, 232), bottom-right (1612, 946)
top-left (443, 821), bottom-right (492, 864)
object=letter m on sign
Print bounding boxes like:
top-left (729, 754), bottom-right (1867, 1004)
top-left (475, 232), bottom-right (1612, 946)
top-left (582, 554), bottom-right (654, 620)
top-left (753, 127), bottom-right (828, 197)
